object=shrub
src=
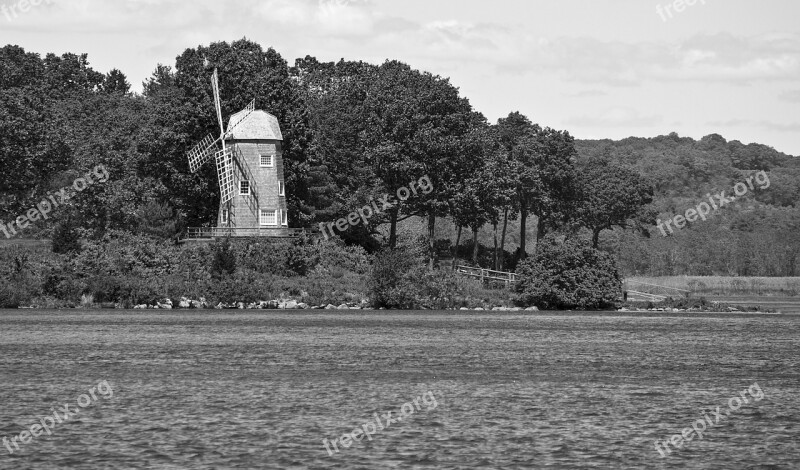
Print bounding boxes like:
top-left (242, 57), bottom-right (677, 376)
top-left (515, 236), bottom-right (622, 310)
top-left (52, 217), bottom-right (81, 254)
top-left (211, 238), bottom-right (237, 277)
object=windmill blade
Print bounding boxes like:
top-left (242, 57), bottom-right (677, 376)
top-left (211, 69), bottom-right (225, 136)
top-left (225, 99), bottom-right (256, 136)
top-left (187, 134), bottom-right (220, 173)
top-left (215, 147), bottom-right (236, 204)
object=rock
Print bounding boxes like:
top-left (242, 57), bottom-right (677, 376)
top-left (236, 302), bottom-right (245, 309)
top-left (325, 304), bottom-right (336, 310)
top-left (178, 297), bottom-right (191, 309)
top-left (338, 304), bottom-right (349, 310)
top-left (134, 304), bottom-right (147, 309)
top-left (280, 300), bottom-right (299, 310)
top-left (492, 306), bottom-right (503, 311)
top-left (214, 303), bottom-right (225, 309)
top-left (297, 303), bottom-right (309, 309)
top-left (474, 307), bottom-right (484, 311)
top-left (247, 303), bottom-right (258, 309)
top-left (525, 306), bottom-right (539, 311)
top-left (509, 307), bottom-right (522, 311)
top-left (460, 307), bottom-right (469, 311)
top-left (190, 300), bottom-right (202, 309)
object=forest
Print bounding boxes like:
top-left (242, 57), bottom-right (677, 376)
top-left (1, 38), bottom-right (799, 309)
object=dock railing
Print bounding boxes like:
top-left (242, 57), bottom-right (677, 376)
top-left (455, 265), bottom-right (519, 287)
top-left (184, 227), bottom-right (315, 240)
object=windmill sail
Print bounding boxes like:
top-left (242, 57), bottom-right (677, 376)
top-left (215, 147), bottom-right (236, 204)
top-left (211, 69), bottom-right (225, 136)
top-left (226, 99), bottom-right (256, 135)
top-left (187, 134), bottom-right (219, 173)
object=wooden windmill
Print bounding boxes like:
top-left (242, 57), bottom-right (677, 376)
top-left (186, 69), bottom-right (288, 236)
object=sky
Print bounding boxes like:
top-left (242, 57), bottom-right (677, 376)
top-left (1, 0), bottom-right (799, 155)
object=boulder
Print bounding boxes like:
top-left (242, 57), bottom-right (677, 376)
top-left (474, 307), bottom-right (484, 311)
top-left (280, 300), bottom-right (299, 310)
top-left (325, 304), bottom-right (337, 310)
top-left (337, 304), bottom-right (349, 310)
top-left (134, 304), bottom-right (147, 309)
top-left (190, 300), bottom-right (203, 309)
top-left (178, 297), bottom-right (191, 309)
top-left (460, 307), bottom-right (469, 311)
top-left (297, 303), bottom-right (309, 309)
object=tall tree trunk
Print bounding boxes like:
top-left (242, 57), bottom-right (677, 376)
top-left (388, 210), bottom-right (398, 248)
top-left (499, 207), bottom-right (508, 271)
top-left (427, 213), bottom-right (436, 270)
top-left (519, 207), bottom-right (527, 261)
top-left (452, 225), bottom-right (462, 270)
top-left (592, 228), bottom-right (601, 249)
top-left (472, 226), bottom-right (479, 265)
top-left (492, 222), bottom-right (499, 270)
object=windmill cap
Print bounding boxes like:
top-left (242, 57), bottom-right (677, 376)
top-left (226, 109), bottom-right (283, 141)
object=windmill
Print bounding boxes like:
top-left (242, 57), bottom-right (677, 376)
top-left (186, 68), bottom-right (288, 235)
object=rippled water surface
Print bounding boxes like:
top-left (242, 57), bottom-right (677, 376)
top-left (0, 310), bottom-right (798, 469)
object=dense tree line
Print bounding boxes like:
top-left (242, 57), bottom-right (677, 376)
top-left (1, 39), bottom-right (798, 277)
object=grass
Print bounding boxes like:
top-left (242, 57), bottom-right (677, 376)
top-left (626, 276), bottom-right (800, 297)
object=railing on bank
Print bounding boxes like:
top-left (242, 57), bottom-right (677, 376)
top-left (455, 265), bottom-right (519, 286)
top-left (184, 227), bottom-right (315, 239)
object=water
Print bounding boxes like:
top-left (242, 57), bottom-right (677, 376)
top-left (1, 310), bottom-right (798, 469)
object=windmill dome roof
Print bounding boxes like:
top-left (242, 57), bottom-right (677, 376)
top-left (226, 109), bottom-right (283, 141)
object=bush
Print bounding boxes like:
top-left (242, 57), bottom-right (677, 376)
top-left (52, 217), bottom-right (81, 254)
top-left (369, 242), bottom-right (469, 309)
top-left (514, 236), bottom-right (622, 310)
top-left (211, 238), bottom-right (237, 277)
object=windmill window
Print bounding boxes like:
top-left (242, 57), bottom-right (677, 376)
top-left (278, 181), bottom-right (285, 196)
top-left (240, 180), bottom-right (250, 195)
top-left (260, 209), bottom-right (277, 226)
top-left (221, 209), bottom-right (229, 225)
top-left (260, 154), bottom-right (274, 167)
top-left (281, 210), bottom-right (288, 226)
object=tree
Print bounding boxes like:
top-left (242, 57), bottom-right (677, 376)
top-left (575, 159), bottom-right (655, 248)
top-left (512, 126), bottom-right (579, 259)
top-left (361, 61), bottom-right (477, 249)
top-left (101, 69), bottom-right (131, 94)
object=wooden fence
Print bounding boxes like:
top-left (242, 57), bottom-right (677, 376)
top-left (455, 265), bottom-right (519, 286)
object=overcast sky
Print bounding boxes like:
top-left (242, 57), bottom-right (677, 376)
top-left (2, 0), bottom-right (798, 155)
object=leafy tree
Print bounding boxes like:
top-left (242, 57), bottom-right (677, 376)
top-left (575, 159), bottom-right (655, 247)
top-left (512, 126), bottom-right (579, 259)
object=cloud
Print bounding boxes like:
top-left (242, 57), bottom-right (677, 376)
top-left (707, 119), bottom-right (800, 132)
top-left (779, 90), bottom-right (800, 102)
top-left (565, 108), bottom-right (663, 128)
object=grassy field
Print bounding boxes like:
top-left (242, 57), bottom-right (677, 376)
top-left (626, 276), bottom-right (800, 297)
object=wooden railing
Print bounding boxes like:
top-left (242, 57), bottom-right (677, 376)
top-left (184, 227), bottom-right (315, 239)
top-left (456, 265), bottom-right (519, 285)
